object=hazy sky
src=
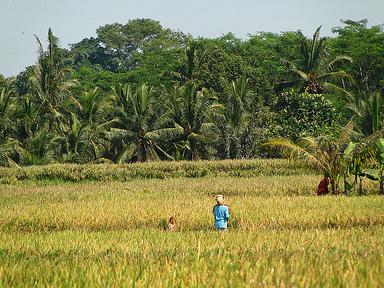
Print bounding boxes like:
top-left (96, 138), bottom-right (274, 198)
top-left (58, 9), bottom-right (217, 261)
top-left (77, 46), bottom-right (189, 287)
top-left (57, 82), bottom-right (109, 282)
top-left (1, 0), bottom-right (383, 77)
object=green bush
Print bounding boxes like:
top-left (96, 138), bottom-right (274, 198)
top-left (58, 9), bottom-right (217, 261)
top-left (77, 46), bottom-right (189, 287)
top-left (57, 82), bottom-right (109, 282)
top-left (274, 91), bottom-right (338, 140)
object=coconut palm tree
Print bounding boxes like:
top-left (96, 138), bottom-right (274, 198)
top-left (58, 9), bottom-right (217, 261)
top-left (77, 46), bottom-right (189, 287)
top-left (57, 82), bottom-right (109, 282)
top-left (15, 95), bottom-right (40, 140)
top-left (18, 129), bottom-right (57, 165)
top-left (165, 83), bottom-right (222, 160)
top-left (283, 26), bottom-right (352, 94)
top-left (74, 87), bottom-right (117, 125)
top-left (346, 91), bottom-right (384, 136)
top-left (52, 115), bottom-right (107, 163)
top-left (0, 85), bottom-right (17, 140)
top-left (0, 85), bottom-right (21, 166)
top-left (110, 83), bottom-right (173, 162)
top-left (171, 41), bottom-right (207, 87)
top-left (215, 77), bottom-right (251, 159)
top-left (51, 87), bottom-right (117, 163)
top-left (0, 138), bottom-right (24, 167)
top-left (29, 28), bottom-right (77, 133)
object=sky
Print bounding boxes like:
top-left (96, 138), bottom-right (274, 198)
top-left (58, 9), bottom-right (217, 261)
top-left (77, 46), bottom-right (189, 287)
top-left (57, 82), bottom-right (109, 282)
top-left (0, 0), bottom-right (383, 77)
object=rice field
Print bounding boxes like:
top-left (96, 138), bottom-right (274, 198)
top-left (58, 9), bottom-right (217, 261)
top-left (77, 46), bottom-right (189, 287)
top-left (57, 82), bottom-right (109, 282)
top-left (0, 161), bottom-right (383, 287)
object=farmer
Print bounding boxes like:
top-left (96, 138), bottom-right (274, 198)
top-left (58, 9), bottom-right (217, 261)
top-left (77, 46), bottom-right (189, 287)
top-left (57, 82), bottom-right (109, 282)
top-left (212, 194), bottom-right (230, 230)
top-left (317, 174), bottom-right (329, 195)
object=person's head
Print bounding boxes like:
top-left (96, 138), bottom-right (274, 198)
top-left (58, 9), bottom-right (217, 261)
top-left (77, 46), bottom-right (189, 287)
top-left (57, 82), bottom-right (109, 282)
top-left (216, 194), bottom-right (224, 205)
top-left (169, 216), bottom-right (176, 225)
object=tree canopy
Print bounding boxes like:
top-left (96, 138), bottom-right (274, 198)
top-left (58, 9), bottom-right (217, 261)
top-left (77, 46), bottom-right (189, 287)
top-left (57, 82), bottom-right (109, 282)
top-left (1, 18), bottom-right (384, 167)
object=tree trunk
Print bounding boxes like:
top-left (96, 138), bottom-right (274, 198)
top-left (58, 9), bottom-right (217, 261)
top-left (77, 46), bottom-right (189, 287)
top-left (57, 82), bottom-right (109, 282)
top-left (330, 178), bottom-right (336, 194)
top-left (190, 140), bottom-right (198, 161)
top-left (343, 174), bottom-right (348, 195)
top-left (353, 172), bottom-right (358, 194)
top-left (359, 177), bottom-right (363, 195)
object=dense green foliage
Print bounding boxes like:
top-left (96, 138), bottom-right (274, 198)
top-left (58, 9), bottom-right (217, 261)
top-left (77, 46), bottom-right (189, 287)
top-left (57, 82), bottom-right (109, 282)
top-left (1, 18), bottom-right (384, 167)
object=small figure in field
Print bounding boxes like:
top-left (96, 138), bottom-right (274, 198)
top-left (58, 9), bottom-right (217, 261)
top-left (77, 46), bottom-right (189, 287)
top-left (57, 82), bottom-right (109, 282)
top-left (317, 174), bottom-right (329, 195)
top-left (213, 194), bottom-right (230, 230)
top-left (166, 216), bottom-right (176, 231)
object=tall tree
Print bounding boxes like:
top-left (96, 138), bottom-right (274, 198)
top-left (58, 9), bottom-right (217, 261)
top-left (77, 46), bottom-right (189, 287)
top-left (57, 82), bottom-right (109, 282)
top-left (331, 19), bottom-right (384, 96)
top-left (0, 83), bottom-right (23, 166)
top-left (51, 87), bottom-right (117, 163)
top-left (97, 19), bottom-right (183, 71)
top-left (171, 40), bottom-right (207, 87)
top-left (110, 83), bottom-right (172, 162)
top-left (284, 26), bottom-right (352, 94)
top-left (165, 83), bottom-right (222, 160)
top-left (68, 37), bottom-right (114, 71)
top-left (30, 28), bottom-right (77, 133)
top-left (214, 77), bottom-right (252, 159)
top-left (0, 84), bottom-right (17, 140)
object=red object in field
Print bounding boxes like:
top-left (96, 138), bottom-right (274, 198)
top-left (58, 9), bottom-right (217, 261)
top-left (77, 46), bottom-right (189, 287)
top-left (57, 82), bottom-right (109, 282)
top-left (317, 177), bottom-right (329, 195)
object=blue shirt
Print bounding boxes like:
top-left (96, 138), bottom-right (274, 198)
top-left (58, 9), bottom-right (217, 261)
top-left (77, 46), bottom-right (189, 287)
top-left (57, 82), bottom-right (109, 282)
top-left (213, 204), bottom-right (230, 229)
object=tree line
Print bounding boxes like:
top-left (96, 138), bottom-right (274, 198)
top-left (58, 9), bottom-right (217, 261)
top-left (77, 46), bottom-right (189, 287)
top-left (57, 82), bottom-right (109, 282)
top-left (1, 19), bottom-right (384, 189)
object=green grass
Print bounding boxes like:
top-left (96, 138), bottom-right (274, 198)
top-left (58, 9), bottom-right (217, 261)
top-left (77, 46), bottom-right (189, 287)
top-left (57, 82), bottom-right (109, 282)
top-left (0, 161), bottom-right (383, 287)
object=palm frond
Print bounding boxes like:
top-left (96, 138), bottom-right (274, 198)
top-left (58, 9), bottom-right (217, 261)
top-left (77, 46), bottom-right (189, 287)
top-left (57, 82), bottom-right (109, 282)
top-left (326, 55), bottom-right (353, 71)
top-left (282, 60), bottom-right (308, 81)
top-left (262, 139), bottom-right (326, 171)
top-left (337, 121), bottom-right (355, 147)
top-left (322, 82), bottom-right (353, 98)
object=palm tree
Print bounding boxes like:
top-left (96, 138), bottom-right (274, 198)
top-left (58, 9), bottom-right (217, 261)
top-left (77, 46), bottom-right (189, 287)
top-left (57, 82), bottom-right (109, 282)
top-left (13, 94), bottom-right (42, 144)
top-left (263, 122), bottom-right (356, 193)
top-left (171, 41), bottom-right (207, 87)
top-left (165, 83), bottom-right (222, 160)
top-left (0, 85), bottom-right (17, 140)
top-left (284, 26), bottom-right (352, 94)
top-left (215, 77), bottom-right (251, 159)
top-left (110, 83), bottom-right (173, 162)
top-left (346, 91), bottom-right (383, 136)
top-left (29, 28), bottom-right (77, 133)
top-left (51, 87), bottom-right (117, 163)
top-left (74, 87), bottom-right (117, 125)
top-left (51, 112), bottom-right (103, 163)
top-left (7, 93), bottom-right (60, 166)
top-left (0, 85), bottom-right (21, 166)
top-left (0, 138), bottom-right (24, 167)
top-left (19, 130), bottom-right (56, 165)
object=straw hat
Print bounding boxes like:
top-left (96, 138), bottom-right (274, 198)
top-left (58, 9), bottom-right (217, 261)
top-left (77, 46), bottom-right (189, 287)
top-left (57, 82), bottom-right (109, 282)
top-left (216, 194), bottom-right (224, 204)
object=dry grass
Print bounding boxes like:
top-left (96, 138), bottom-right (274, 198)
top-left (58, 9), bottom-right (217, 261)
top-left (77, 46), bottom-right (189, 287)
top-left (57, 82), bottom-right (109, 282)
top-left (0, 159), bottom-right (315, 183)
top-left (0, 163), bottom-right (383, 287)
